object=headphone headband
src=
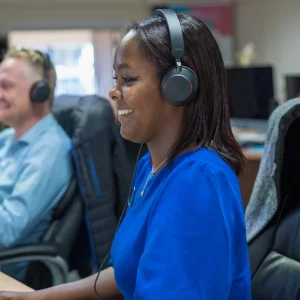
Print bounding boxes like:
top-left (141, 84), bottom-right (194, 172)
top-left (34, 50), bottom-right (51, 80)
top-left (152, 9), bottom-right (198, 107)
top-left (154, 9), bottom-right (185, 61)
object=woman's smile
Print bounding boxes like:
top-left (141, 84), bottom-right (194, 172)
top-left (117, 109), bottom-right (133, 123)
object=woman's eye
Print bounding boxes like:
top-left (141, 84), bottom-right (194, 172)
top-left (123, 77), bottom-right (137, 83)
top-left (112, 76), bottom-right (139, 84)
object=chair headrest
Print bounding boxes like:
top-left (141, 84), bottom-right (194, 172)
top-left (52, 94), bottom-right (115, 145)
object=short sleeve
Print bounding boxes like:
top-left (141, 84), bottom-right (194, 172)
top-left (133, 161), bottom-right (244, 299)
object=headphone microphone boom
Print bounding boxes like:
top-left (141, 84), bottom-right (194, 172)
top-left (154, 9), bottom-right (198, 107)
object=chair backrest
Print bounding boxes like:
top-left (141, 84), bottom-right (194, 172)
top-left (42, 175), bottom-right (83, 259)
top-left (24, 174), bottom-right (83, 289)
top-left (249, 116), bottom-right (300, 299)
top-left (53, 94), bottom-right (132, 271)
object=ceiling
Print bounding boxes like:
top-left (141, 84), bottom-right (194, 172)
top-left (0, 0), bottom-right (258, 5)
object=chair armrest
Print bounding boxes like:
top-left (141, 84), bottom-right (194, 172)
top-left (0, 244), bottom-right (58, 262)
top-left (0, 244), bottom-right (69, 286)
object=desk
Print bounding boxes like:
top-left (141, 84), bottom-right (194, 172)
top-left (239, 150), bottom-right (262, 209)
top-left (0, 272), bottom-right (33, 292)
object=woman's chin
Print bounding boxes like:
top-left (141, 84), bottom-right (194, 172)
top-left (120, 128), bottom-right (145, 144)
top-left (120, 127), bottom-right (133, 141)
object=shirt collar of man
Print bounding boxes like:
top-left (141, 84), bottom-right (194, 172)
top-left (17, 113), bottom-right (55, 144)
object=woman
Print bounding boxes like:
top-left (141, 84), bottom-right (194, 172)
top-left (0, 11), bottom-right (251, 300)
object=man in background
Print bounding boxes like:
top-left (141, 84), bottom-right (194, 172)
top-left (0, 49), bottom-right (72, 281)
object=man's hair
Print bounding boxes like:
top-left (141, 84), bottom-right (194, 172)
top-left (4, 48), bottom-right (57, 107)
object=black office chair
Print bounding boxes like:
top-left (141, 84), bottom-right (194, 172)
top-left (0, 174), bottom-right (82, 289)
top-left (248, 102), bottom-right (300, 299)
top-left (0, 94), bottom-right (133, 289)
top-left (51, 94), bottom-right (132, 273)
top-left (0, 97), bottom-right (88, 289)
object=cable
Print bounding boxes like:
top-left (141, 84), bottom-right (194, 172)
top-left (94, 143), bottom-right (144, 299)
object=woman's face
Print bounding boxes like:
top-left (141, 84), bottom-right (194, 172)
top-left (110, 30), bottom-right (184, 145)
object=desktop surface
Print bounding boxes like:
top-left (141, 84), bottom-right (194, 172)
top-left (0, 272), bottom-right (33, 292)
top-left (231, 118), bottom-right (268, 133)
top-left (231, 118), bottom-right (267, 151)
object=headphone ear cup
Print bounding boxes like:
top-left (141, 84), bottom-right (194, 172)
top-left (161, 66), bottom-right (198, 106)
top-left (30, 81), bottom-right (51, 103)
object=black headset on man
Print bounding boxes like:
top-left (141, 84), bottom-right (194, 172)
top-left (28, 49), bottom-right (52, 103)
top-left (93, 8), bottom-right (198, 299)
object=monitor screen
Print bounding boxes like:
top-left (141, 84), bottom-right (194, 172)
top-left (226, 66), bottom-right (274, 120)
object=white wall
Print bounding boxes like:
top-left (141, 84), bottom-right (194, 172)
top-left (0, 1), bottom-right (147, 33)
top-left (235, 1), bottom-right (300, 101)
top-left (1, 0), bottom-right (300, 101)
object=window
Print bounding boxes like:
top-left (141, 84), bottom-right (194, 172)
top-left (8, 29), bottom-right (121, 100)
top-left (8, 30), bottom-right (97, 96)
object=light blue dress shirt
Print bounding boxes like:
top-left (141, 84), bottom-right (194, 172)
top-left (0, 113), bottom-right (72, 281)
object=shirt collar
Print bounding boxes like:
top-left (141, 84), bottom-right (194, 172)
top-left (18, 114), bottom-right (56, 144)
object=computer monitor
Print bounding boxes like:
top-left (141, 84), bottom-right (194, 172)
top-left (285, 75), bottom-right (300, 100)
top-left (226, 66), bottom-right (274, 119)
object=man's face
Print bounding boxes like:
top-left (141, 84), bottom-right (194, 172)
top-left (0, 57), bottom-right (37, 127)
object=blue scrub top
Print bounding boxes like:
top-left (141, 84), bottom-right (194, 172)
top-left (110, 148), bottom-right (251, 300)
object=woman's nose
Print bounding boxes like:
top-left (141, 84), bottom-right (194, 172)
top-left (109, 86), bottom-right (123, 102)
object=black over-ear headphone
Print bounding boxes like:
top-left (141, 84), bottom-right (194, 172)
top-left (154, 9), bottom-right (198, 107)
top-left (29, 50), bottom-right (51, 103)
